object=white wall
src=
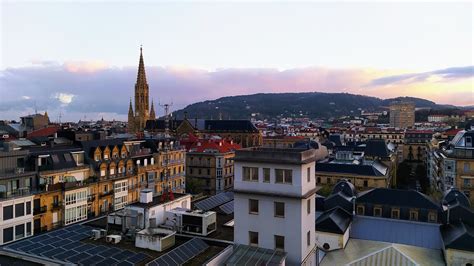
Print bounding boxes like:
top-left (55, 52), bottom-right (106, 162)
top-left (315, 226), bottom-right (350, 251)
top-left (0, 195), bottom-right (34, 245)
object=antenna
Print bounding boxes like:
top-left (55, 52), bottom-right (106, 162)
top-left (34, 101), bottom-right (37, 114)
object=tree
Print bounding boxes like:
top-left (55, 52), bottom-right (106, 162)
top-left (397, 162), bottom-right (411, 188)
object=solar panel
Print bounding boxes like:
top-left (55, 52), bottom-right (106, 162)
top-left (219, 200), bottom-right (234, 214)
top-left (146, 238), bottom-right (209, 266)
top-left (194, 191), bottom-right (234, 211)
top-left (126, 253), bottom-right (149, 264)
top-left (66, 253), bottom-right (91, 264)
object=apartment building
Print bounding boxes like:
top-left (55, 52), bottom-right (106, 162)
top-left (185, 138), bottom-right (239, 195)
top-left (232, 147), bottom-right (317, 265)
top-left (389, 101), bottom-right (415, 128)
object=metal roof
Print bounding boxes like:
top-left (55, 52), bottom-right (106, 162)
top-left (225, 244), bottom-right (287, 266)
top-left (350, 215), bottom-right (443, 249)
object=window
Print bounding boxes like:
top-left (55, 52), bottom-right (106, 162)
top-left (363, 180), bottom-right (368, 187)
top-left (274, 202), bottom-right (285, 217)
top-left (307, 231), bottom-right (311, 246)
top-left (428, 211), bottom-right (437, 223)
top-left (243, 167), bottom-right (259, 181)
top-left (356, 205), bottom-right (364, 215)
top-left (275, 169), bottom-right (292, 184)
top-left (26, 201), bottom-right (31, 215)
top-left (409, 210), bottom-right (418, 221)
top-left (374, 207), bottom-right (382, 217)
top-left (391, 208), bottom-right (400, 219)
top-left (249, 231), bottom-right (258, 246)
top-left (3, 227), bottom-right (13, 243)
top-left (307, 167), bottom-right (311, 182)
top-left (317, 177), bottom-right (321, 184)
top-left (307, 199), bottom-right (311, 214)
top-left (249, 199), bottom-right (259, 214)
top-left (14, 203), bottom-right (24, 218)
top-left (263, 168), bottom-right (270, 182)
top-left (464, 163), bottom-right (471, 173)
top-left (274, 235), bottom-right (285, 250)
top-left (15, 224), bottom-right (25, 239)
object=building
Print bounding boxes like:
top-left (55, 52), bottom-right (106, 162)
top-left (20, 112), bottom-right (50, 134)
top-left (317, 180), bottom-right (474, 265)
top-left (389, 101), bottom-right (415, 128)
top-left (402, 130), bottom-right (433, 162)
top-left (232, 147), bottom-right (318, 265)
top-left (262, 136), bottom-right (308, 148)
top-left (440, 129), bottom-right (474, 203)
top-left (185, 137), bottom-right (240, 195)
top-left (315, 142), bottom-right (395, 191)
top-left (128, 47), bottom-right (156, 133)
top-left (146, 118), bottom-right (263, 148)
top-left (0, 148), bottom-right (36, 245)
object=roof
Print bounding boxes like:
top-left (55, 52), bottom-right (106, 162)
top-left (442, 188), bottom-right (471, 208)
top-left (316, 207), bottom-right (352, 234)
top-left (315, 160), bottom-right (388, 177)
top-left (364, 139), bottom-right (391, 158)
top-left (187, 139), bottom-right (241, 153)
top-left (320, 239), bottom-right (445, 266)
top-left (350, 215), bottom-right (443, 249)
top-left (128, 193), bottom-right (189, 208)
top-left (27, 126), bottom-right (59, 138)
top-left (224, 244), bottom-right (287, 265)
top-left (357, 188), bottom-right (441, 210)
top-left (331, 180), bottom-right (356, 197)
top-left (146, 119), bottom-right (259, 132)
top-left (441, 221), bottom-right (474, 251)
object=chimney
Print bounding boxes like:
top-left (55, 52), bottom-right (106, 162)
top-left (139, 189), bottom-right (153, 204)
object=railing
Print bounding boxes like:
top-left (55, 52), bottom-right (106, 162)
top-left (87, 195), bottom-right (96, 202)
top-left (33, 206), bottom-right (47, 215)
top-left (100, 190), bottom-right (113, 197)
top-left (51, 201), bottom-right (62, 210)
top-left (0, 188), bottom-right (31, 199)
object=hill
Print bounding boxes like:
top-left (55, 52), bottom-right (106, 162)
top-left (171, 92), bottom-right (455, 120)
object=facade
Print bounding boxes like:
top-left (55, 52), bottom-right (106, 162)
top-left (402, 130), bottom-right (433, 162)
top-left (440, 129), bottom-right (474, 203)
top-left (185, 138), bottom-right (239, 195)
top-left (20, 112), bottom-right (50, 133)
top-left (262, 136), bottom-right (308, 148)
top-left (128, 47), bottom-right (156, 133)
top-left (389, 101), bottom-right (415, 128)
top-left (146, 119), bottom-right (263, 148)
top-left (233, 147), bottom-right (318, 265)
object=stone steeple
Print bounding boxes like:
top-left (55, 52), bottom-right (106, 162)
top-left (150, 99), bottom-right (156, 120)
top-left (129, 46), bottom-right (151, 132)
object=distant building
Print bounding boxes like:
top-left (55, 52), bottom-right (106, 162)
top-left (128, 47), bottom-right (156, 133)
top-left (428, 114), bottom-right (449, 123)
top-left (146, 118), bottom-right (263, 148)
top-left (232, 147), bottom-right (318, 265)
top-left (389, 101), bottom-right (415, 128)
top-left (20, 112), bottom-right (50, 133)
top-left (185, 136), bottom-right (240, 195)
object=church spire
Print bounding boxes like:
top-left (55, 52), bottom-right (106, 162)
top-left (137, 45), bottom-right (147, 84)
top-left (128, 97), bottom-right (134, 115)
top-left (150, 99), bottom-right (156, 120)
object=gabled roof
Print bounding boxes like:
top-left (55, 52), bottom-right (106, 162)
top-left (441, 221), bottom-right (474, 251)
top-left (357, 188), bottom-right (441, 210)
top-left (316, 207), bottom-right (352, 234)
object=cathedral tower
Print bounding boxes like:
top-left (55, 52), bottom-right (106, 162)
top-left (128, 46), bottom-right (154, 133)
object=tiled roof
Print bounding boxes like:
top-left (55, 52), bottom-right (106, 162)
top-left (27, 126), bottom-right (59, 138)
top-left (188, 139), bottom-right (241, 153)
top-left (315, 160), bottom-right (388, 177)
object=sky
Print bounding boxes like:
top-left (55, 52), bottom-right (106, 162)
top-left (1, 1), bottom-right (473, 121)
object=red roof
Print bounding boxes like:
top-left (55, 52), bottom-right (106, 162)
top-left (188, 138), bottom-right (241, 153)
top-left (27, 126), bottom-right (59, 138)
top-left (444, 128), bottom-right (462, 136)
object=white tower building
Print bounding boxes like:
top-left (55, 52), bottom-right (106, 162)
top-left (233, 147), bottom-right (317, 265)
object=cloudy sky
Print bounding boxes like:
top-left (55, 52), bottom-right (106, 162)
top-left (1, 1), bottom-right (473, 121)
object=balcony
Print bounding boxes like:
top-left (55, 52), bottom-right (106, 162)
top-left (33, 206), bottom-right (47, 215)
top-left (100, 190), bottom-right (113, 198)
top-left (0, 187), bottom-right (31, 199)
top-left (51, 201), bottom-right (62, 210)
top-left (87, 194), bottom-right (96, 202)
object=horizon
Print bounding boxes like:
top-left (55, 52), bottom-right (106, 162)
top-left (1, 1), bottom-right (473, 121)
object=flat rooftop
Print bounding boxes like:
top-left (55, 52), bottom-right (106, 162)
top-left (129, 193), bottom-right (189, 208)
top-left (235, 147), bottom-right (317, 164)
